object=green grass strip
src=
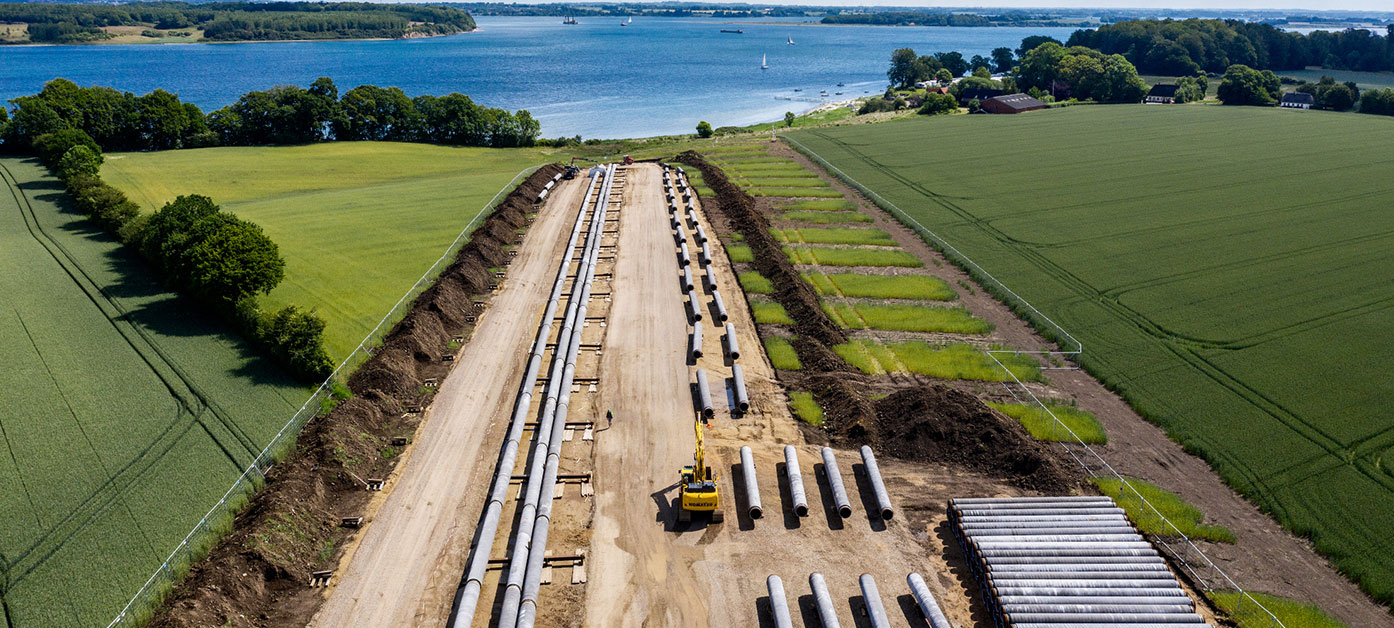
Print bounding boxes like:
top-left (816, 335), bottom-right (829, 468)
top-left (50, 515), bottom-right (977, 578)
top-left (751, 300), bottom-right (794, 325)
top-left (785, 246), bottom-right (923, 268)
top-left (804, 272), bottom-right (956, 300)
top-left (988, 401), bottom-right (1108, 444)
top-left (763, 336), bottom-right (802, 370)
top-left (1092, 477), bottom-right (1237, 543)
top-left (788, 391), bottom-right (824, 426)
top-left (726, 244), bottom-right (754, 263)
top-left (772, 228), bottom-right (897, 247)
top-left (740, 177), bottom-right (828, 187)
top-left (1210, 591), bottom-right (1350, 628)
top-left (751, 187), bottom-right (843, 198)
top-left (784, 199), bottom-right (857, 211)
top-left (782, 211), bottom-right (873, 224)
top-left (834, 340), bottom-right (1043, 382)
top-left (822, 303), bottom-right (992, 334)
top-left (738, 271), bottom-right (773, 294)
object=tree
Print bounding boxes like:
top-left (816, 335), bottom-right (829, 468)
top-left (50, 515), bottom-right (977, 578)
top-left (935, 68), bottom-right (953, 84)
top-left (57, 145), bottom-right (102, 180)
top-left (183, 214), bottom-right (285, 304)
top-left (991, 47), bottom-right (1015, 73)
top-left (1298, 76), bottom-right (1359, 111)
top-left (935, 51), bottom-right (968, 78)
top-left (1218, 64), bottom-right (1282, 106)
top-left (918, 92), bottom-right (958, 115)
top-left (1359, 88), bottom-right (1394, 115)
top-left (334, 84), bottom-right (420, 142)
top-left (139, 194), bottom-right (221, 269)
top-left (32, 128), bottom-right (100, 169)
top-left (1173, 76), bottom-right (1206, 103)
top-left (784, 111), bottom-right (795, 127)
top-left (138, 89), bottom-right (198, 150)
top-left (972, 65), bottom-right (991, 79)
top-left (911, 55), bottom-right (942, 85)
top-left (1017, 35), bottom-right (1062, 57)
top-left (888, 48), bottom-right (920, 88)
top-left (258, 305), bottom-right (334, 381)
top-left (1016, 42), bottom-right (1068, 95)
top-left (696, 121), bottom-right (713, 138)
top-left (970, 55), bottom-right (992, 74)
top-left (7, 97), bottom-right (69, 147)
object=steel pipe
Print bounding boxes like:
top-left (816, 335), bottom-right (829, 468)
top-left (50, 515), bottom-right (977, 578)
top-left (695, 224), bottom-right (708, 243)
top-left (731, 364), bottom-right (750, 412)
top-left (993, 587), bottom-right (1188, 598)
top-left (682, 267), bottom-right (695, 292)
top-left (990, 579), bottom-right (1184, 589)
top-left (972, 542), bottom-right (1155, 550)
top-left (690, 321), bottom-right (703, 360)
top-left (808, 573), bottom-right (841, 628)
top-left (711, 289), bottom-right (728, 321)
top-left (859, 574), bottom-right (890, 628)
top-left (989, 570), bottom-right (1175, 580)
top-left (1004, 613), bottom-right (1205, 624)
top-left (985, 556), bottom-right (1165, 565)
top-left (958, 508), bottom-right (1125, 517)
top-left (679, 241), bottom-right (691, 266)
top-left (765, 575), bottom-right (793, 628)
top-left (907, 573), bottom-right (952, 628)
top-left (700, 241), bottom-right (713, 266)
top-left (741, 446), bottom-right (763, 519)
top-left (687, 289), bottom-right (703, 322)
top-left (725, 323), bottom-right (741, 360)
top-left (977, 548), bottom-right (1160, 558)
top-left (695, 369), bottom-right (714, 418)
top-left (703, 269), bottom-right (717, 292)
top-left (821, 447), bottom-right (851, 518)
top-left (1000, 596), bottom-right (1193, 607)
top-left (784, 446), bottom-right (807, 517)
top-left (959, 520), bottom-right (1131, 529)
top-left (974, 534), bottom-right (1144, 543)
top-left (1002, 604), bottom-right (1199, 614)
top-left (958, 515), bottom-right (1129, 523)
top-left (858, 446), bottom-right (893, 520)
top-left (675, 224), bottom-right (687, 244)
top-left (952, 497), bottom-right (1118, 506)
top-left (987, 563), bottom-right (1171, 573)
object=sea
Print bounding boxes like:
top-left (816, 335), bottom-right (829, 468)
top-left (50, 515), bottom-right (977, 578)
top-left (0, 17), bottom-right (1077, 139)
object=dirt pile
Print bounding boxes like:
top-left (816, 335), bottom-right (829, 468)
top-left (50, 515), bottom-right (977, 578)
top-left (821, 383), bottom-right (1081, 493)
top-left (148, 163), bottom-right (562, 628)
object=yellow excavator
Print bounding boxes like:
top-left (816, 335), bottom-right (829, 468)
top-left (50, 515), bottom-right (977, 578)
top-left (677, 417), bottom-right (723, 523)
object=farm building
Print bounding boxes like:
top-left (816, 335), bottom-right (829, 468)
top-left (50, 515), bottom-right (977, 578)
top-left (981, 93), bottom-right (1047, 114)
top-left (1281, 92), bottom-right (1315, 109)
top-left (1146, 83), bottom-right (1180, 103)
top-left (958, 87), bottom-right (1005, 105)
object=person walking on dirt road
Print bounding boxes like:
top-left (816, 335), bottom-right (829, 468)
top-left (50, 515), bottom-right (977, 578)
top-left (606, 409), bottom-right (613, 428)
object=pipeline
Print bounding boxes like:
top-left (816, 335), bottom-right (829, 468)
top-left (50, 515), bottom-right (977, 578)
top-left (784, 446), bottom-right (807, 516)
top-left (999, 596), bottom-right (1193, 607)
top-left (765, 575), bottom-right (793, 628)
top-left (1002, 603), bottom-right (1199, 614)
top-left (988, 563), bottom-right (1171, 573)
top-left (858, 446), bottom-right (893, 520)
top-left (907, 573), bottom-right (952, 628)
top-left (679, 241), bottom-right (691, 266)
top-left (682, 266), bottom-right (695, 292)
top-left (731, 364), bottom-right (750, 413)
top-left (503, 163), bottom-right (616, 628)
top-left (809, 573), bottom-right (841, 628)
top-left (690, 321), bottom-right (704, 360)
top-left (821, 447), bottom-right (852, 518)
top-left (994, 587), bottom-right (1189, 598)
top-left (703, 268), bottom-right (717, 292)
top-left (859, 574), bottom-right (890, 628)
top-left (725, 323), bottom-right (741, 360)
top-left (1005, 612), bottom-right (1206, 624)
top-left (515, 164), bottom-right (618, 628)
top-left (687, 289), bottom-right (703, 322)
top-left (711, 289), bottom-right (729, 322)
top-left (700, 241), bottom-right (713, 266)
top-left (741, 446), bottom-right (762, 519)
top-left (695, 369), bottom-right (714, 418)
top-left (450, 166), bottom-right (604, 627)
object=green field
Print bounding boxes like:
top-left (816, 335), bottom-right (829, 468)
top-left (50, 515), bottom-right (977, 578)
top-left (763, 336), bottom-right (802, 370)
top-left (785, 246), bottom-right (923, 267)
top-left (0, 158), bottom-right (307, 628)
top-left (1211, 591), bottom-right (1350, 628)
top-left (103, 142), bottom-right (561, 360)
top-left (803, 272), bottom-right (956, 301)
top-left (772, 227), bottom-right (896, 247)
top-left (788, 105), bottom-right (1394, 601)
top-left (782, 210), bottom-right (873, 224)
top-left (835, 339), bottom-right (1043, 382)
top-left (751, 300), bottom-right (794, 325)
top-left (822, 302), bottom-right (991, 334)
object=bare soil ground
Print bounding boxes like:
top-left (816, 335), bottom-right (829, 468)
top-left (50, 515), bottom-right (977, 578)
top-left (770, 141), bottom-right (1394, 628)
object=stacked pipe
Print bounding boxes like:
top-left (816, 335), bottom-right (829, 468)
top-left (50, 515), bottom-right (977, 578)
top-left (451, 166), bottom-right (605, 627)
top-left (514, 164), bottom-right (619, 628)
top-left (948, 496), bottom-right (1212, 628)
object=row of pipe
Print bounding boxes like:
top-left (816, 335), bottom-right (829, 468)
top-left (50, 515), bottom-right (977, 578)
top-left (767, 572), bottom-right (952, 628)
top-left (948, 496), bottom-right (1212, 628)
top-left (736, 445), bottom-right (892, 522)
top-left (514, 164), bottom-right (620, 628)
top-left (450, 166), bottom-right (605, 627)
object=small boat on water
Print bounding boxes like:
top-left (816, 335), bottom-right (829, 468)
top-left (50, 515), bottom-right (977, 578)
top-left (793, 88), bottom-right (802, 92)
top-left (836, 82), bottom-right (845, 87)
top-left (720, 29), bottom-right (743, 34)
top-left (563, 16), bottom-right (578, 24)
top-left (787, 36), bottom-right (795, 45)
top-left (620, 16), bottom-right (632, 26)
top-left (761, 54), bottom-right (768, 70)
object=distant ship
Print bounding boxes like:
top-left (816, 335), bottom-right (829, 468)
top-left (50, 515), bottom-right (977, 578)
top-left (620, 16), bottom-right (631, 26)
top-left (836, 82), bottom-right (845, 87)
top-left (761, 54), bottom-right (768, 70)
top-left (787, 36), bottom-right (795, 45)
top-left (720, 28), bottom-right (743, 34)
top-left (563, 16), bottom-right (578, 24)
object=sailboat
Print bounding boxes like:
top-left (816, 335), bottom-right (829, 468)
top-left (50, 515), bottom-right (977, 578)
top-left (620, 16), bottom-right (632, 26)
top-left (787, 36), bottom-right (795, 45)
top-left (761, 54), bottom-right (768, 70)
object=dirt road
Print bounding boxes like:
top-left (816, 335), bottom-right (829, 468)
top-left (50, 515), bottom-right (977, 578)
top-left (308, 176), bottom-right (587, 628)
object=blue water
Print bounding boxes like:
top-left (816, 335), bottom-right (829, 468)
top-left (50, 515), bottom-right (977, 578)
top-left (0, 17), bottom-right (1075, 138)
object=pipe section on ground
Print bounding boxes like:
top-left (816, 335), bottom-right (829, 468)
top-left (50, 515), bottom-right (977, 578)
top-left (690, 321), bottom-right (703, 360)
top-left (784, 446), bottom-right (807, 517)
top-left (731, 364), bottom-right (750, 413)
top-left (766, 575), bottom-right (793, 628)
top-left (703, 269), bottom-right (716, 292)
top-left (679, 241), bottom-right (691, 266)
top-left (695, 369), bottom-right (714, 418)
top-left (682, 267), bottom-right (695, 292)
top-left (808, 573), bottom-right (841, 628)
top-left (725, 323), bottom-right (741, 360)
top-left (907, 573), bottom-right (952, 628)
top-left (859, 574), bottom-right (890, 628)
top-left (687, 289), bottom-right (703, 322)
top-left (858, 446), bottom-right (893, 520)
top-left (741, 446), bottom-right (762, 519)
top-left (821, 447), bottom-right (851, 518)
top-left (711, 289), bottom-right (729, 322)
top-left (700, 241), bottom-right (712, 266)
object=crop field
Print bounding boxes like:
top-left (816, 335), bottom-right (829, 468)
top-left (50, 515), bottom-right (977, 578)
top-left (772, 227), bottom-right (896, 246)
top-left (834, 339), bottom-right (1042, 382)
top-left (822, 302), bottom-right (992, 334)
top-left (103, 142), bottom-right (560, 360)
top-left (803, 272), bottom-right (955, 301)
top-left (784, 246), bottom-right (923, 267)
top-left (0, 158), bottom-right (307, 628)
top-left (987, 401), bottom-right (1108, 444)
top-left (788, 105), bottom-right (1394, 601)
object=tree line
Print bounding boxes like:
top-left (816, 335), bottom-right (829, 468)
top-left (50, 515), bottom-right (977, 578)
top-left (1068, 19), bottom-right (1394, 75)
top-left (29, 128), bottom-right (334, 381)
top-left (0, 1), bottom-right (475, 43)
top-left (2, 78), bottom-right (541, 152)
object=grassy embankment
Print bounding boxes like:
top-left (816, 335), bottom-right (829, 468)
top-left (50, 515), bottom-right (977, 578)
top-left (789, 104), bottom-right (1394, 603)
top-left (104, 142), bottom-right (563, 361)
top-left (0, 158), bottom-right (307, 628)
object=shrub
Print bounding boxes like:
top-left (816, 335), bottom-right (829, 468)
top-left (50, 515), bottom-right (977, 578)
top-left (1360, 88), bottom-right (1394, 116)
top-left (919, 92), bottom-right (959, 115)
top-left (1218, 64), bottom-right (1281, 106)
top-left (259, 305), bottom-right (335, 381)
top-left (32, 128), bottom-right (99, 169)
top-left (65, 173), bottom-right (141, 232)
top-left (726, 243), bottom-right (754, 263)
top-left (696, 120), bottom-right (713, 138)
top-left (57, 145), bottom-right (102, 180)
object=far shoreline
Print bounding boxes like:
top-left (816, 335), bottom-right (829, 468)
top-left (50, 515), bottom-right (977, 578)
top-left (0, 27), bottom-right (476, 47)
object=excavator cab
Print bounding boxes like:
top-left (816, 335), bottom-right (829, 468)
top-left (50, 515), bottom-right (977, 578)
top-left (677, 417), bottom-right (723, 523)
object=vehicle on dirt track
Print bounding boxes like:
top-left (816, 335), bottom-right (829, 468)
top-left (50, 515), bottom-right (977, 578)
top-left (678, 417), bottom-right (723, 523)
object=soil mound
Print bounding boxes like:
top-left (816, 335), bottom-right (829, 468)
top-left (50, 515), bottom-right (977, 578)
top-left (148, 163), bottom-right (563, 628)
